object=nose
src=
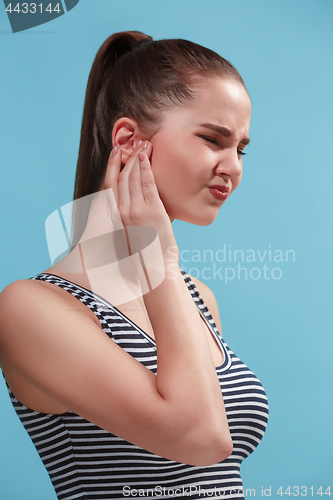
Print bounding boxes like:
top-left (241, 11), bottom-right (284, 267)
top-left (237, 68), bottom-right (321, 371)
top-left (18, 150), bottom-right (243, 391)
top-left (213, 149), bottom-right (242, 180)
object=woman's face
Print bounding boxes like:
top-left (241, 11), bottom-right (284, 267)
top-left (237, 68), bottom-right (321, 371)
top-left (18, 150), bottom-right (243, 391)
top-left (150, 77), bottom-right (252, 225)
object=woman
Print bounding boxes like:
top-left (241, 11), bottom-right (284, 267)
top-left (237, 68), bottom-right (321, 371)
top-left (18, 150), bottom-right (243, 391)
top-left (0, 31), bottom-right (268, 499)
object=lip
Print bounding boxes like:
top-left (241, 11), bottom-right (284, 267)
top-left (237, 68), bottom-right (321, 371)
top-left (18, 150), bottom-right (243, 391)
top-left (208, 184), bottom-right (230, 201)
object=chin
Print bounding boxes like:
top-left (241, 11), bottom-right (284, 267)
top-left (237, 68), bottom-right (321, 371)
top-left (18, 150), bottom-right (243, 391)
top-left (165, 196), bottom-right (224, 226)
top-left (173, 209), bottom-right (220, 226)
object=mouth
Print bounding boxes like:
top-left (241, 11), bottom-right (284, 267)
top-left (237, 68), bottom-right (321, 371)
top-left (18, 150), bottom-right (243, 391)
top-left (208, 185), bottom-right (230, 201)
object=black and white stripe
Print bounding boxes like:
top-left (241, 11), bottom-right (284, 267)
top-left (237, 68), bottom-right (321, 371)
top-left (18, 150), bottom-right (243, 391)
top-left (7, 272), bottom-right (268, 499)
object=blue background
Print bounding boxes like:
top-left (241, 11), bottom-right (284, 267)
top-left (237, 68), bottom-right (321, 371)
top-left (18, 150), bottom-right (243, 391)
top-left (0, 0), bottom-right (332, 498)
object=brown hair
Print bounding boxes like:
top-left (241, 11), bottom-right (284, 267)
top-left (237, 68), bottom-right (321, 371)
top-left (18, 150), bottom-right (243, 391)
top-left (71, 31), bottom-right (246, 246)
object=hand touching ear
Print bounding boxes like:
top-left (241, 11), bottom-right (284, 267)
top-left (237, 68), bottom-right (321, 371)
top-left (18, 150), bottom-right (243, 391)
top-left (103, 141), bottom-right (177, 256)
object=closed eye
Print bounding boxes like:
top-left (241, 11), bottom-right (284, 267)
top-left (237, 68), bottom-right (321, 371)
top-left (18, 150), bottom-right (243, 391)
top-left (198, 134), bottom-right (219, 146)
top-left (198, 135), bottom-right (247, 157)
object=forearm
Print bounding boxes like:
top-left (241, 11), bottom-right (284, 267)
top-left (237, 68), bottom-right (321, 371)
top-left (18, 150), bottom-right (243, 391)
top-left (143, 258), bottom-right (227, 428)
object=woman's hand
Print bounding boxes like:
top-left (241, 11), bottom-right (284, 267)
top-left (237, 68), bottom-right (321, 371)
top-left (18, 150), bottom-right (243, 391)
top-left (103, 142), bottom-right (177, 256)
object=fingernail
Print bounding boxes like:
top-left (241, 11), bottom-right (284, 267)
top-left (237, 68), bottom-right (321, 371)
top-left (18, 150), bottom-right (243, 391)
top-left (138, 152), bottom-right (145, 161)
top-left (111, 146), bottom-right (119, 156)
top-left (141, 141), bottom-right (150, 150)
top-left (135, 140), bottom-right (143, 151)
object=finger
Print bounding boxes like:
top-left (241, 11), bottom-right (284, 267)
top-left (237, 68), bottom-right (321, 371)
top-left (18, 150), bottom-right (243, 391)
top-left (138, 150), bottom-right (160, 205)
top-left (128, 141), bottom-right (153, 206)
top-left (118, 148), bottom-right (142, 220)
top-left (141, 140), bottom-right (153, 159)
top-left (104, 147), bottom-right (123, 225)
top-left (104, 146), bottom-right (121, 203)
top-left (128, 154), bottom-right (145, 208)
top-left (105, 144), bottom-right (141, 214)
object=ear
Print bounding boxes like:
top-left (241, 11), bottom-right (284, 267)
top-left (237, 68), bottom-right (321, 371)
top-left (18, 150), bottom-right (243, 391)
top-left (112, 118), bottom-right (145, 163)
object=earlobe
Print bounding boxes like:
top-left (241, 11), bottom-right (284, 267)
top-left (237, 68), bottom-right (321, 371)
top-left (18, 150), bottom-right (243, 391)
top-left (112, 118), bottom-right (144, 163)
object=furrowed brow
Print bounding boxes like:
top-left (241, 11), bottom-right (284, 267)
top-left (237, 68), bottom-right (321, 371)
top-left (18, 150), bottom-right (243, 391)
top-left (199, 123), bottom-right (250, 145)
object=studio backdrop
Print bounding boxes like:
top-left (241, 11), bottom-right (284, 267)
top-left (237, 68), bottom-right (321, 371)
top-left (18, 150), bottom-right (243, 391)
top-left (0, 1), bottom-right (332, 499)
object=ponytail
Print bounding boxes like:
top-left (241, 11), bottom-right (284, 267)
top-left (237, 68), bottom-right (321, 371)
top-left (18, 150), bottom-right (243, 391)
top-left (72, 31), bottom-right (152, 246)
top-left (74, 31), bottom-right (152, 202)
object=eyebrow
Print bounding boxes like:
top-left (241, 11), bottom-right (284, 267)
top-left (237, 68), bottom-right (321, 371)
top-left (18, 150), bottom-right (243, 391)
top-left (199, 123), bottom-right (251, 146)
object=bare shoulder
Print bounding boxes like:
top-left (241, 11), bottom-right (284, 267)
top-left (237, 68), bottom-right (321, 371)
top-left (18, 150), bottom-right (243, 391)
top-left (0, 278), bottom-right (67, 318)
top-left (187, 274), bottom-right (222, 337)
top-left (0, 278), bottom-right (99, 339)
top-left (0, 277), bottom-right (58, 303)
top-left (0, 279), bottom-right (53, 345)
top-left (0, 279), bottom-right (51, 366)
top-left (0, 279), bottom-right (43, 323)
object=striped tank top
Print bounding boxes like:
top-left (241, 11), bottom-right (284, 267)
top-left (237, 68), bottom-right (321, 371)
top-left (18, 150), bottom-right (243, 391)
top-left (6, 272), bottom-right (269, 499)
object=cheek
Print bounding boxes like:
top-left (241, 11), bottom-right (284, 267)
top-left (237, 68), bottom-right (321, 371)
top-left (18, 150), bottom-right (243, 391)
top-left (149, 148), bottom-right (178, 204)
top-left (150, 140), bottom-right (189, 186)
